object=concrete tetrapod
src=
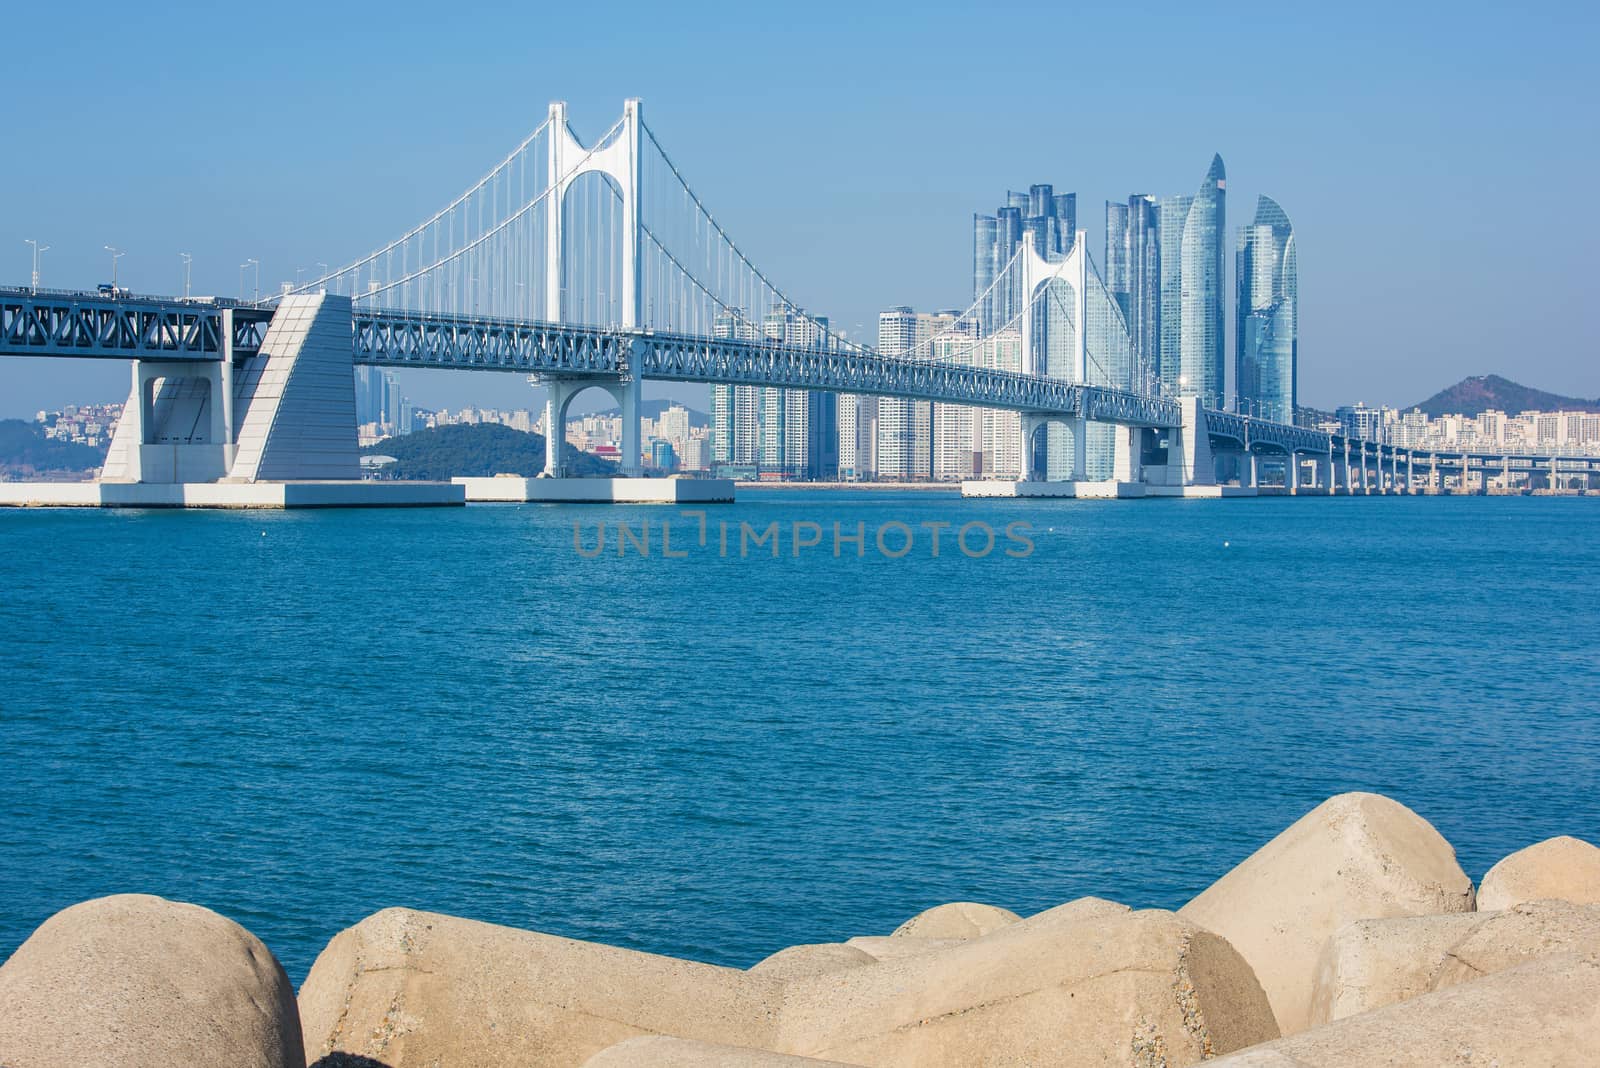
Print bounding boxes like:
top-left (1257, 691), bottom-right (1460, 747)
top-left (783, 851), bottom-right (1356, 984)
top-left (1477, 835), bottom-right (1600, 911)
top-left (1309, 899), bottom-right (1600, 1024)
top-left (297, 907), bottom-right (781, 1067)
top-left (889, 901), bottom-right (1020, 939)
top-left (298, 899), bottom-right (1275, 1068)
top-left (1180, 792), bottom-right (1474, 1034)
top-left (583, 1036), bottom-right (862, 1066)
top-left (747, 942), bottom-right (877, 981)
top-left (1205, 951), bottom-right (1600, 1067)
top-left (774, 905), bottom-right (1277, 1066)
top-left (0, 894), bottom-right (305, 1068)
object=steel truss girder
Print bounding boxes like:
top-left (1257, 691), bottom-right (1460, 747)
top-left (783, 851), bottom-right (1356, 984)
top-left (1205, 409), bottom-right (1332, 455)
top-left (0, 289), bottom-right (267, 361)
top-left (352, 310), bottom-right (630, 374)
top-left (638, 332), bottom-right (1183, 425)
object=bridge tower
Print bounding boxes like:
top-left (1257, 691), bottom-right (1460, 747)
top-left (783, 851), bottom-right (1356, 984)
top-left (539, 99), bottom-right (645, 477)
top-left (1015, 232), bottom-right (1090, 482)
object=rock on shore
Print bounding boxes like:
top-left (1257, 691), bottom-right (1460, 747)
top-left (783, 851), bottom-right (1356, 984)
top-left (3, 795), bottom-right (1598, 1067)
top-left (1204, 951), bottom-right (1600, 1067)
top-left (1477, 835), bottom-right (1600, 910)
top-left (1310, 899), bottom-right (1600, 1024)
top-left (1179, 791), bottom-right (1475, 1034)
top-left (296, 899), bottom-right (1275, 1067)
top-left (0, 894), bottom-right (304, 1068)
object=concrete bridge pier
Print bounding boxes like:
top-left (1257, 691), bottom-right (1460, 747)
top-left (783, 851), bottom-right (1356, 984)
top-left (1314, 454), bottom-right (1333, 494)
top-left (101, 357), bottom-right (233, 483)
top-left (1112, 425), bottom-right (1143, 484)
top-left (537, 373), bottom-right (642, 478)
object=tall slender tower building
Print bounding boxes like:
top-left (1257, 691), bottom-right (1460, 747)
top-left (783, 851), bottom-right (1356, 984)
top-left (1235, 195), bottom-right (1297, 423)
top-left (1105, 195), bottom-right (1160, 392)
top-left (1156, 193), bottom-right (1192, 398)
top-left (1151, 155), bottom-right (1225, 404)
top-left (1179, 154), bottom-right (1226, 408)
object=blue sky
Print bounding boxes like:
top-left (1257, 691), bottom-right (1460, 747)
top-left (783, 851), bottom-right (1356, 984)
top-left (3, 1), bottom-right (1596, 417)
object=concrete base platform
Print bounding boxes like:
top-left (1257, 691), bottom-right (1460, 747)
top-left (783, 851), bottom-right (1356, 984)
top-left (1144, 485), bottom-right (1259, 498)
top-left (0, 481), bottom-right (465, 509)
top-left (454, 476), bottom-right (735, 504)
top-left (961, 480), bottom-right (1147, 499)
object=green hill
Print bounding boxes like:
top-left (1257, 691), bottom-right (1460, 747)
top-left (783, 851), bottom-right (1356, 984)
top-left (360, 423), bottom-right (616, 480)
top-left (0, 420), bottom-right (107, 478)
top-left (1411, 375), bottom-right (1600, 418)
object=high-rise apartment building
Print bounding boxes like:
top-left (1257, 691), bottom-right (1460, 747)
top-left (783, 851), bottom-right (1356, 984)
top-left (709, 304), bottom-right (837, 479)
top-left (1105, 195), bottom-right (1161, 393)
top-left (874, 307), bottom-right (968, 479)
top-left (1145, 154), bottom-right (1228, 406)
top-left (1235, 195), bottom-right (1297, 423)
top-left (973, 185), bottom-right (1076, 333)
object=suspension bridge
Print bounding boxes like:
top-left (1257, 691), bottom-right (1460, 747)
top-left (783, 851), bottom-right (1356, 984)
top-left (2, 100), bottom-right (1597, 504)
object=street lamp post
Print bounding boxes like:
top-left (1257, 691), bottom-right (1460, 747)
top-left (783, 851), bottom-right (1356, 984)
top-left (180, 253), bottom-right (193, 300)
top-left (247, 258), bottom-right (260, 303)
top-left (104, 246), bottom-right (125, 291)
top-left (25, 239), bottom-right (49, 292)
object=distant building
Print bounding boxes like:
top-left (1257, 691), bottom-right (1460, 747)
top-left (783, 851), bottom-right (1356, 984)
top-left (1337, 404), bottom-right (1384, 442)
top-left (973, 185), bottom-right (1076, 333)
top-left (709, 304), bottom-right (837, 479)
top-left (1235, 195), bottom-right (1298, 423)
top-left (874, 307), bottom-right (972, 479)
top-left (1105, 195), bottom-right (1161, 392)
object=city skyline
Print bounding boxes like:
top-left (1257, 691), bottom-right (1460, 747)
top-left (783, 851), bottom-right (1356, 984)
top-left (1, 3), bottom-right (1593, 418)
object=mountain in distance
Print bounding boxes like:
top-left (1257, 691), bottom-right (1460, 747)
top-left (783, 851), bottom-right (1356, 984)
top-left (1410, 375), bottom-right (1600, 419)
top-left (360, 423), bottom-right (616, 480)
top-left (0, 419), bottom-right (107, 480)
top-left (584, 399), bottom-right (709, 428)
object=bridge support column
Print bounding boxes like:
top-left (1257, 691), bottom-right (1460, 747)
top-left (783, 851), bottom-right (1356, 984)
top-left (1113, 426), bottom-right (1142, 483)
top-left (541, 379), bottom-right (577, 477)
top-left (1018, 414), bottom-right (1043, 482)
top-left (1070, 417), bottom-right (1088, 481)
top-left (1244, 451), bottom-right (1257, 488)
top-left (101, 357), bottom-right (233, 483)
top-left (1288, 453), bottom-right (1301, 494)
top-left (619, 374), bottom-right (643, 477)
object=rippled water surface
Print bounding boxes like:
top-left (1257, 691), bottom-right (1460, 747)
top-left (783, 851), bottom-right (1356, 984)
top-left (2, 491), bottom-right (1598, 981)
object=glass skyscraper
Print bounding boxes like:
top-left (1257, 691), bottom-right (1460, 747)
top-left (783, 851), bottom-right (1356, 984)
top-left (1147, 154), bottom-right (1226, 405)
top-left (1179, 154), bottom-right (1226, 409)
top-left (1105, 195), bottom-right (1160, 394)
top-left (1155, 193), bottom-right (1191, 398)
top-left (1235, 195), bottom-right (1297, 423)
top-left (972, 186), bottom-right (1076, 333)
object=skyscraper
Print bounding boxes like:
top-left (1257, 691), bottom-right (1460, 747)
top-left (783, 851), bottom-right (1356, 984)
top-left (1155, 192), bottom-right (1192, 398)
top-left (709, 304), bottom-right (838, 479)
top-left (973, 186), bottom-right (1077, 333)
top-left (1105, 195), bottom-right (1160, 393)
top-left (1235, 195), bottom-right (1297, 423)
top-left (1147, 155), bottom-right (1226, 405)
top-left (1179, 154), bottom-right (1226, 408)
top-left (875, 307), bottom-right (966, 479)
